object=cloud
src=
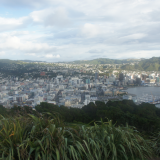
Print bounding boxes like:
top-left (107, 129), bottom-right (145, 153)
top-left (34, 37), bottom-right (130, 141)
top-left (0, 34), bottom-right (58, 55)
top-left (0, 0), bottom-right (160, 61)
top-left (0, 16), bottom-right (30, 32)
top-left (0, 7), bottom-right (70, 32)
top-left (115, 50), bottom-right (160, 59)
top-left (0, 0), bottom-right (56, 8)
top-left (88, 49), bottom-right (105, 54)
top-left (45, 54), bottom-right (60, 58)
top-left (30, 7), bottom-right (70, 27)
top-left (0, 51), bottom-right (5, 56)
top-left (121, 33), bottom-right (147, 40)
top-left (81, 23), bottom-right (99, 38)
top-left (25, 53), bottom-right (36, 56)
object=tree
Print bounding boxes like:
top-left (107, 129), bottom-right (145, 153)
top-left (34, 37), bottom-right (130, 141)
top-left (0, 105), bottom-right (7, 116)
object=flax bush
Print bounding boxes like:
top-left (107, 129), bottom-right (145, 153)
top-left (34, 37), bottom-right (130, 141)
top-left (0, 114), bottom-right (154, 160)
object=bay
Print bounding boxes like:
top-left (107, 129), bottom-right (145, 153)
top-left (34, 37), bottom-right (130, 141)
top-left (127, 86), bottom-right (160, 108)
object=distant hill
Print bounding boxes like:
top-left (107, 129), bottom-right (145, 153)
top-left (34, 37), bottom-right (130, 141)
top-left (1, 57), bottom-right (160, 71)
top-left (0, 59), bottom-right (45, 67)
top-left (121, 57), bottom-right (160, 71)
top-left (68, 58), bottom-right (140, 65)
top-left (0, 59), bottom-right (18, 63)
top-left (0, 59), bottom-right (20, 67)
top-left (20, 60), bottom-right (45, 62)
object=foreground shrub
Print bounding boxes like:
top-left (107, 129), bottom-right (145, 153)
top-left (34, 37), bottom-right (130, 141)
top-left (152, 131), bottom-right (160, 157)
top-left (0, 114), bottom-right (154, 160)
top-left (74, 120), bottom-right (153, 160)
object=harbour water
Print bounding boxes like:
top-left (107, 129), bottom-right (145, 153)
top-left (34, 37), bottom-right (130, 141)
top-left (127, 86), bottom-right (160, 108)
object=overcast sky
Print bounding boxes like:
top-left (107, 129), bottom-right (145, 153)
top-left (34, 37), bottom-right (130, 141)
top-left (0, 0), bottom-right (160, 62)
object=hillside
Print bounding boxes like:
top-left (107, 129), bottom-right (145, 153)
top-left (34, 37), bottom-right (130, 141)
top-left (121, 57), bottom-right (160, 71)
top-left (20, 60), bottom-right (46, 62)
top-left (68, 58), bottom-right (140, 65)
top-left (1, 57), bottom-right (160, 71)
top-left (0, 59), bottom-right (21, 68)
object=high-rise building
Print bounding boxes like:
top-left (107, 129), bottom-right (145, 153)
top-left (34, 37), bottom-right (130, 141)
top-left (95, 72), bottom-right (99, 80)
top-left (86, 79), bottom-right (90, 84)
top-left (119, 73), bottom-right (124, 82)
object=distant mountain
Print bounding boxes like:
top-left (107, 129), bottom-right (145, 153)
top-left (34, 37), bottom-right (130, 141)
top-left (67, 58), bottom-right (140, 65)
top-left (121, 57), bottom-right (160, 71)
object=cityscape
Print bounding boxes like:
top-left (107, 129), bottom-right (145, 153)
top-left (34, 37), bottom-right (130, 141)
top-left (0, 58), bottom-right (160, 109)
top-left (1, 0), bottom-right (160, 159)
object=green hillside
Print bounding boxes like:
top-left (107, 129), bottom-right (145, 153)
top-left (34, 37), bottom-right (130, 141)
top-left (1, 57), bottom-right (160, 71)
top-left (121, 57), bottom-right (160, 71)
top-left (69, 58), bottom-right (139, 65)
top-left (0, 59), bottom-right (22, 68)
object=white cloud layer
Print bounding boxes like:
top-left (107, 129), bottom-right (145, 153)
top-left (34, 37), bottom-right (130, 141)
top-left (30, 7), bottom-right (70, 27)
top-left (0, 0), bottom-right (160, 61)
top-left (81, 23), bottom-right (99, 38)
top-left (45, 54), bottom-right (60, 58)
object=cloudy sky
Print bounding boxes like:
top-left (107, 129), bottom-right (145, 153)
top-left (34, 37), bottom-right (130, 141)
top-left (0, 0), bottom-right (160, 62)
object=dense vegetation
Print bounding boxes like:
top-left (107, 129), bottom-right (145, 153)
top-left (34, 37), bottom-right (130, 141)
top-left (121, 57), bottom-right (160, 71)
top-left (0, 113), bottom-right (154, 160)
top-left (35, 100), bottom-right (160, 135)
top-left (1, 101), bottom-right (160, 159)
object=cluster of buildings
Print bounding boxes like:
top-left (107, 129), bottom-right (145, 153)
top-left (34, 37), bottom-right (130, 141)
top-left (116, 71), bottom-right (160, 86)
top-left (0, 73), bottom-right (128, 109)
top-left (0, 61), bottom-right (160, 109)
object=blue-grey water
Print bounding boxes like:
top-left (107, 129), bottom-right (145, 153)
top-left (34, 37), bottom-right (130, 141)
top-left (127, 86), bottom-right (160, 108)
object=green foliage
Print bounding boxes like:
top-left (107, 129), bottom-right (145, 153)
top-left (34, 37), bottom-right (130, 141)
top-left (0, 105), bottom-right (7, 116)
top-left (8, 106), bottom-right (39, 117)
top-left (36, 102), bottom-right (90, 123)
top-left (34, 101), bottom-right (160, 136)
top-left (0, 114), bottom-right (154, 160)
top-left (152, 131), bottom-right (160, 157)
top-left (1, 101), bottom-right (160, 159)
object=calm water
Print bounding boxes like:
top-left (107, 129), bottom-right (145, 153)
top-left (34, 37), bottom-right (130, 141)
top-left (127, 86), bottom-right (160, 108)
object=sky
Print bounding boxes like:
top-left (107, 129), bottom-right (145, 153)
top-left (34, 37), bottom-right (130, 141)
top-left (0, 0), bottom-right (160, 62)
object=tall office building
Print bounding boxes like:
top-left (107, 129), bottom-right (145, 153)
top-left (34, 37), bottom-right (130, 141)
top-left (86, 79), bottom-right (90, 84)
top-left (95, 72), bottom-right (99, 80)
top-left (119, 73), bottom-right (124, 82)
